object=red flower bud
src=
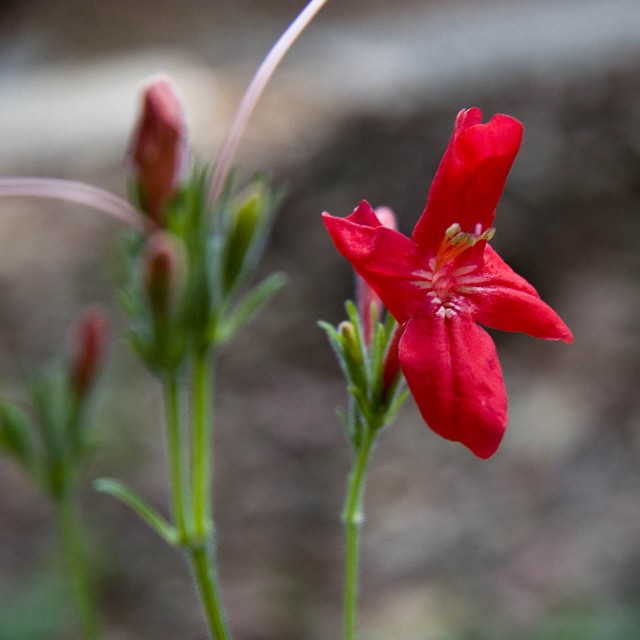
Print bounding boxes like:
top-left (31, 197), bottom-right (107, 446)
top-left (144, 231), bottom-right (183, 317)
top-left (70, 307), bottom-right (108, 398)
top-left (129, 75), bottom-right (188, 224)
top-left (382, 324), bottom-right (402, 393)
top-left (355, 206), bottom-right (397, 344)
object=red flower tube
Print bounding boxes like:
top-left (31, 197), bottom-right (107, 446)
top-left (323, 108), bottom-right (572, 458)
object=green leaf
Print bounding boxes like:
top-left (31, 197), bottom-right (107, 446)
top-left (94, 478), bottom-right (178, 546)
top-left (216, 272), bottom-right (287, 343)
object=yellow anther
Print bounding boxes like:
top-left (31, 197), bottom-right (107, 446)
top-left (445, 223), bottom-right (462, 238)
top-left (434, 222), bottom-right (496, 270)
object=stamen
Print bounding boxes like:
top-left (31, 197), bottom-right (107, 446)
top-left (444, 223), bottom-right (462, 238)
top-left (434, 221), bottom-right (495, 270)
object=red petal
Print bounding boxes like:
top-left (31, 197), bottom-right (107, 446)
top-left (412, 109), bottom-right (523, 253)
top-left (399, 307), bottom-right (507, 458)
top-left (322, 202), bottom-right (425, 324)
top-left (469, 246), bottom-right (574, 342)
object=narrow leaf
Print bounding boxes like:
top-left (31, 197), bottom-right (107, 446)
top-left (94, 478), bottom-right (178, 546)
top-left (218, 272), bottom-right (287, 342)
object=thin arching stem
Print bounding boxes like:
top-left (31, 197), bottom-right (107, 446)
top-left (0, 177), bottom-right (147, 231)
top-left (209, 0), bottom-right (331, 204)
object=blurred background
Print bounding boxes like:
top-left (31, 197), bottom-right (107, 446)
top-left (2, 0), bottom-right (640, 638)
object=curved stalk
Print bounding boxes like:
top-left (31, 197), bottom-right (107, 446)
top-left (0, 177), bottom-right (147, 231)
top-left (209, 0), bottom-right (331, 203)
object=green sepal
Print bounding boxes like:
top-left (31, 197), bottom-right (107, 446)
top-left (220, 176), bottom-right (284, 298)
top-left (318, 319), bottom-right (367, 392)
top-left (31, 368), bottom-right (88, 499)
top-left (344, 301), bottom-right (367, 369)
top-left (222, 183), bottom-right (264, 293)
top-left (0, 401), bottom-right (37, 473)
top-left (321, 299), bottom-right (408, 446)
top-left (94, 478), bottom-right (179, 546)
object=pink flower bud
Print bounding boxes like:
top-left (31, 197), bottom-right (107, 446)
top-left (144, 231), bottom-right (183, 317)
top-left (129, 75), bottom-right (188, 224)
top-left (356, 206), bottom-right (397, 344)
top-left (70, 307), bottom-right (109, 398)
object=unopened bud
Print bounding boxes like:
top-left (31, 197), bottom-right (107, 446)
top-left (373, 206), bottom-right (397, 231)
top-left (128, 75), bottom-right (188, 224)
top-left (70, 307), bottom-right (109, 398)
top-left (338, 320), bottom-right (361, 365)
top-left (144, 231), bottom-right (183, 317)
top-left (356, 206), bottom-right (397, 344)
top-left (224, 183), bottom-right (269, 292)
top-left (382, 324), bottom-right (402, 392)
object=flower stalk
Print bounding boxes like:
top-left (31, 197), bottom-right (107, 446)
top-left (190, 544), bottom-right (230, 640)
top-left (160, 359), bottom-right (230, 640)
top-left (342, 426), bottom-right (376, 640)
top-left (164, 373), bottom-right (189, 541)
top-left (54, 494), bottom-right (102, 640)
top-left (321, 291), bottom-right (407, 640)
top-left (191, 348), bottom-right (214, 544)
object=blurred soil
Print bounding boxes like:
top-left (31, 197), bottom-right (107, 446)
top-left (1, 1), bottom-right (640, 639)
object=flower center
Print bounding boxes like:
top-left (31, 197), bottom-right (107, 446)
top-left (410, 222), bottom-right (493, 317)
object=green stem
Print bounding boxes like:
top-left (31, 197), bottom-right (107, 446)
top-left (192, 348), bottom-right (213, 542)
top-left (189, 543), bottom-right (231, 640)
top-left (342, 427), bottom-right (376, 640)
top-left (188, 348), bottom-right (232, 639)
top-left (165, 374), bottom-right (189, 540)
top-left (54, 495), bottom-right (102, 640)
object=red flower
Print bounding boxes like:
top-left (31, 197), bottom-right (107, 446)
top-left (323, 108), bottom-right (573, 458)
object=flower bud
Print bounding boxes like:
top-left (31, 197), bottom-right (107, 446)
top-left (144, 231), bottom-right (183, 318)
top-left (70, 307), bottom-right (109, 399)
top-left (356, 206), bottom-right (397, 344)
top-left (338, 320), bottom-right (362, 366)
top-left (223, 182), bottom-right (270, 292)
top-left (382, 324), bottom-right (402, 393)
top-left (128, 75), bottom-right (188, 224)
